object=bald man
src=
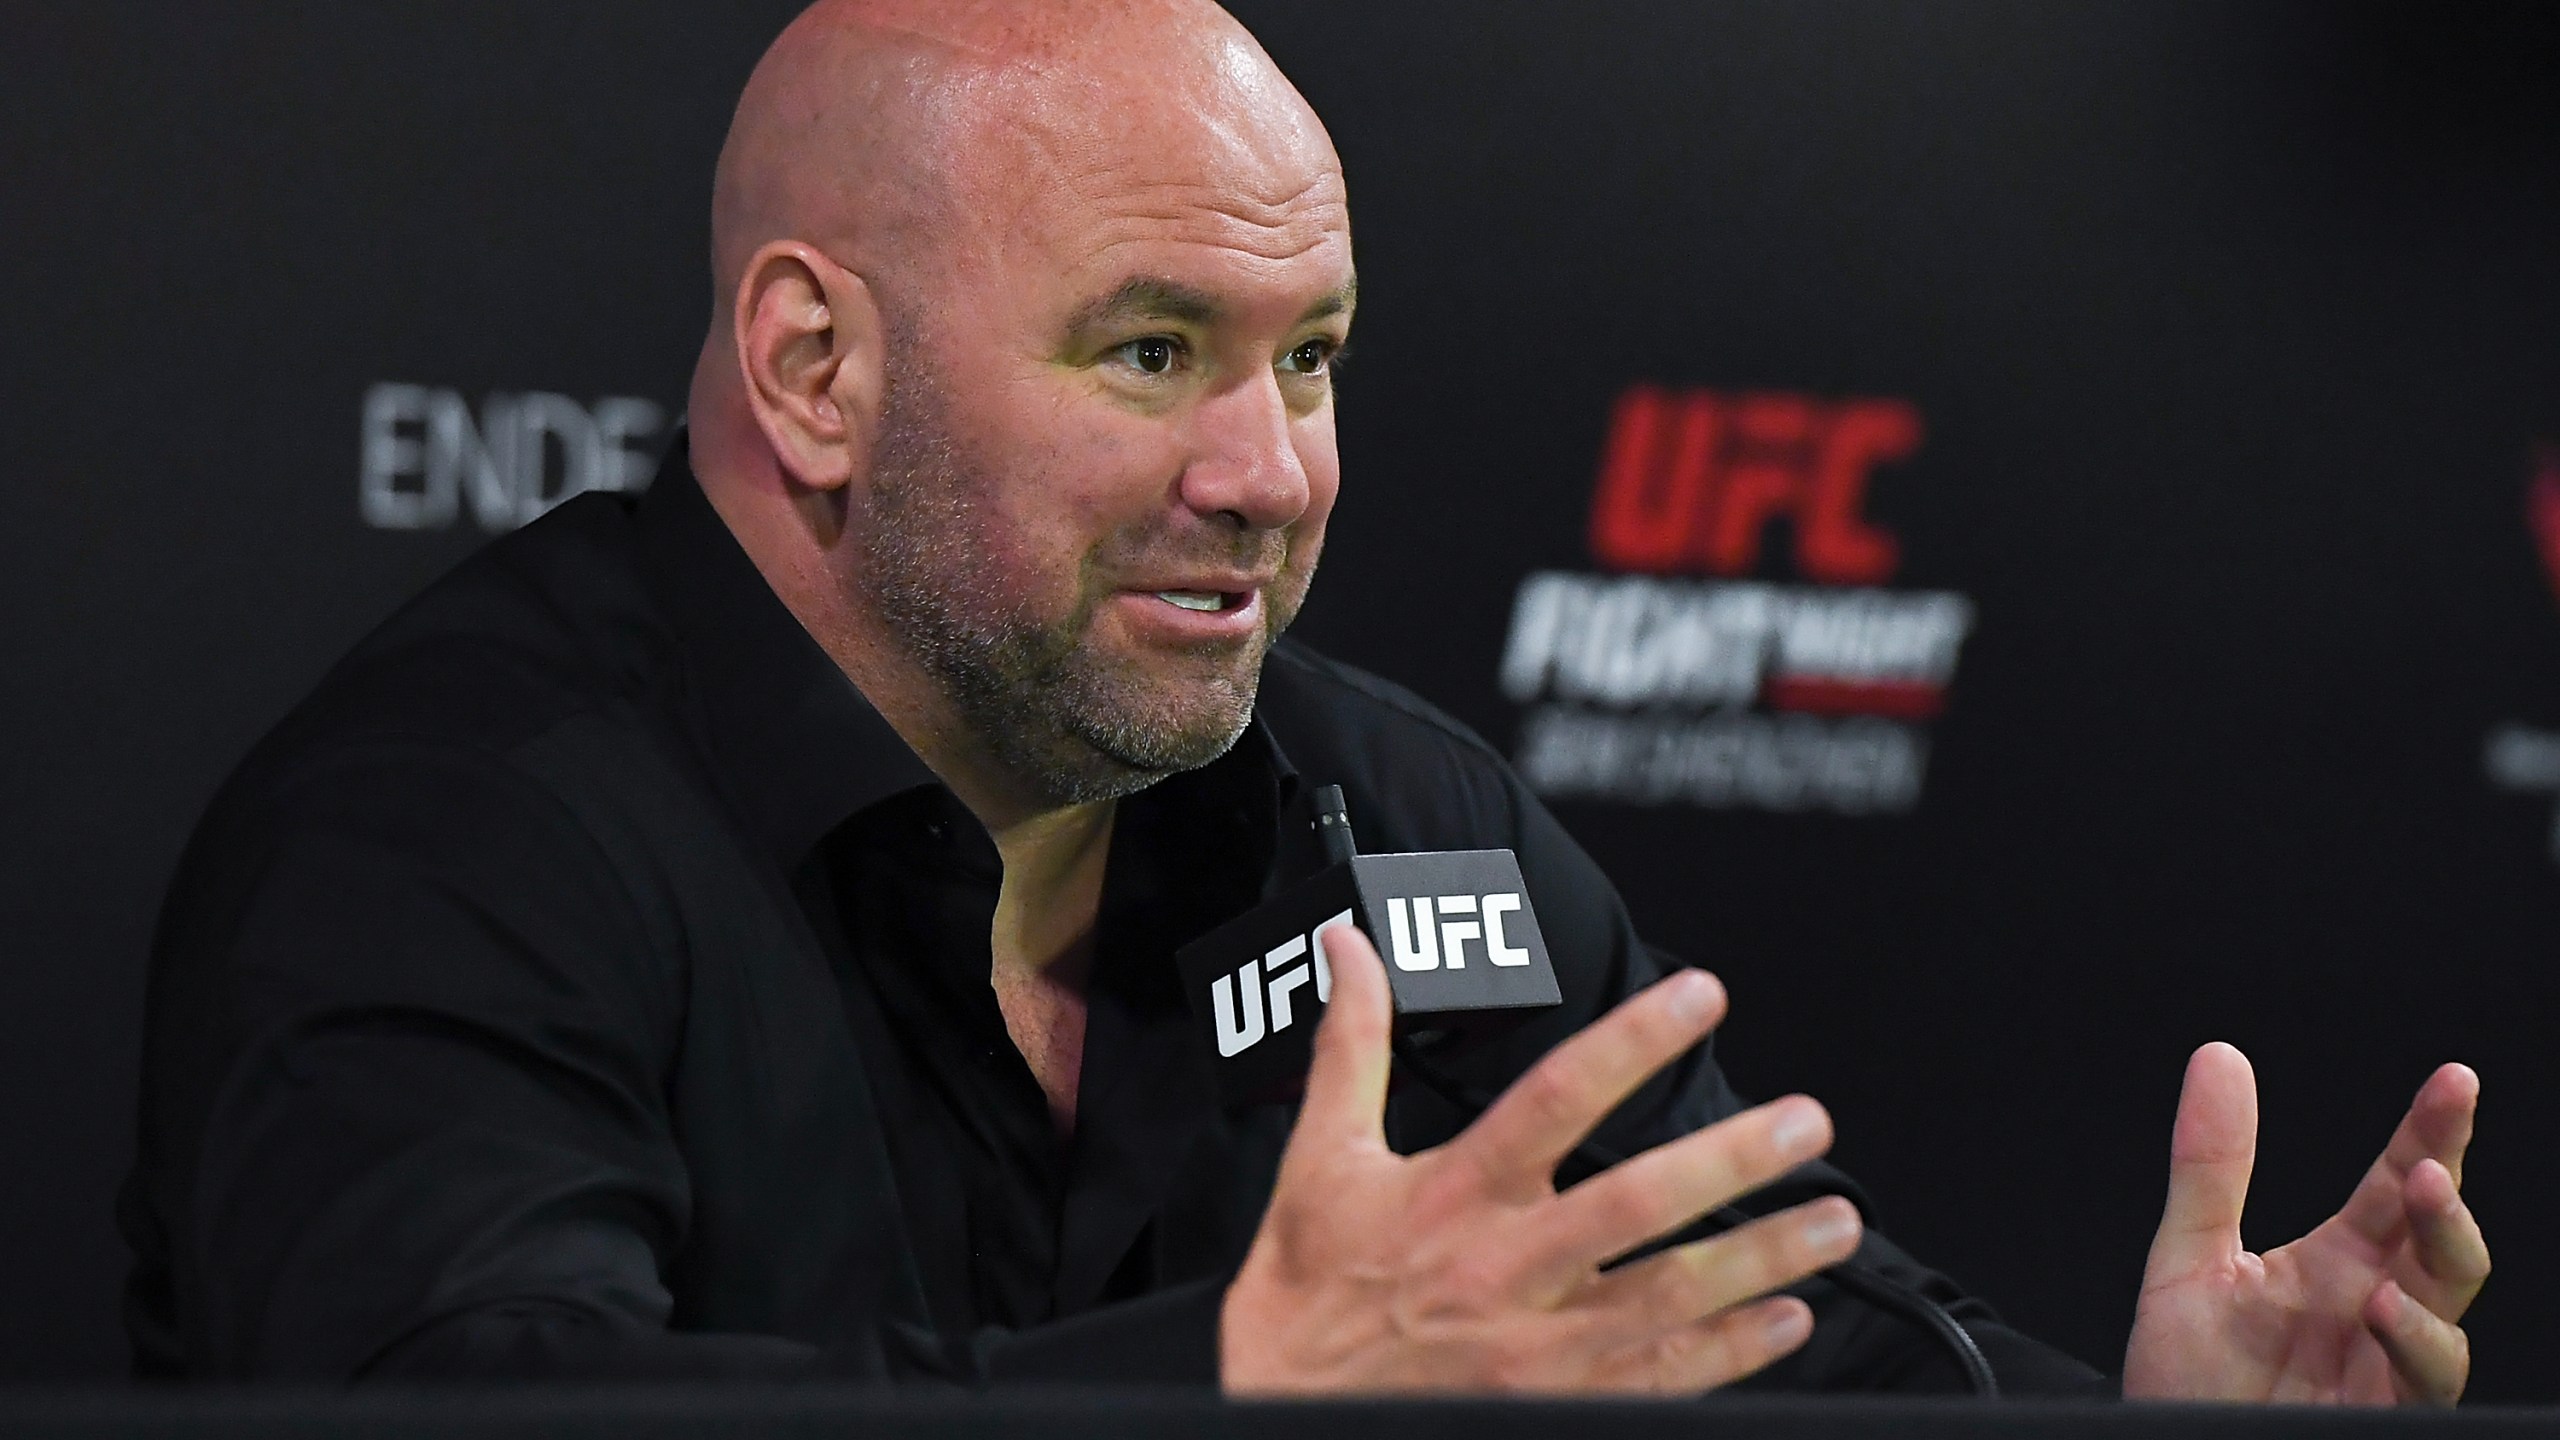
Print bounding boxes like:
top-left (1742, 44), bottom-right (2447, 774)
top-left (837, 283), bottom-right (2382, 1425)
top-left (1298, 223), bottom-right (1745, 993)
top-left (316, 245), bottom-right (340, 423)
top-left (123, 0), bottom-right (2485, 1401)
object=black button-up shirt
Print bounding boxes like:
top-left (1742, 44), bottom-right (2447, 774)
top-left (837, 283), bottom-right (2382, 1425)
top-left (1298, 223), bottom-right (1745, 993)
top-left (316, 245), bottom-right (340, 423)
top-left (120, 442), bottom-right (2099, 1393)
top-left (814, 771), bottom-right (1272, 1338)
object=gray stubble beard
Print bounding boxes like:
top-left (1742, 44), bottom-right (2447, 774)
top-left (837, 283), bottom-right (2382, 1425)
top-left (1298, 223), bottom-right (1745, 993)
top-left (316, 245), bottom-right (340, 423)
top-left (854, 350), bottom-right (1301, 809)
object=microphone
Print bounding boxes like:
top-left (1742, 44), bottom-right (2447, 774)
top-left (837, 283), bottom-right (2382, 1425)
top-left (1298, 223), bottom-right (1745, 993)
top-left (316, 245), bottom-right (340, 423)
top-left (1178, 784), bottom-right (2001, 1397)
top-left (1173, 784), bottom-right (1563, 1103)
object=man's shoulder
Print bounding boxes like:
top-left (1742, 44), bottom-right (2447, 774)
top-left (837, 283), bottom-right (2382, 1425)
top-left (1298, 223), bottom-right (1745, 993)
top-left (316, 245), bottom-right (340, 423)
top-left (1256, 640), bottom-right (1523, 852)
top-left (208, 493), bottom-right (674, 835)
top-left (301, 494), bottom-right (658, 740)
top-left (1259, 641), bottom-right (1505, 762)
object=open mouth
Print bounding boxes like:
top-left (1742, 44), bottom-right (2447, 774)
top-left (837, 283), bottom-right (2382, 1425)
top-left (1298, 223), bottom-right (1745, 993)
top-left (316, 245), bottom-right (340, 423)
top-left (1153, 590), bottom-right (1248, 613)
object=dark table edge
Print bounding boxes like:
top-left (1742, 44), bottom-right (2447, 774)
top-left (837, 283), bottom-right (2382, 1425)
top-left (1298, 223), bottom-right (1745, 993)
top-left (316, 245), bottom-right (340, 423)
top-left (0, 1387), bottom-right (2552, 1437)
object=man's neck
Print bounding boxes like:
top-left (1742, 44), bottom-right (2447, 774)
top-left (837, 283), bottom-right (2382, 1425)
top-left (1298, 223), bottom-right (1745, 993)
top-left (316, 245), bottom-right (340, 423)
top-left (699, 449), bottom-right (1112, 1127)
top-left (985, 799), bottom-right (1116, 975)
top-left (693, 432), bottom-right (1101, 837)
top-left (814, 577), bottom-right (1118, 1129)
top-left (798, 582), bottom-right (1122, 984)
top-left (982, 798), bottom-right (1112, 1137)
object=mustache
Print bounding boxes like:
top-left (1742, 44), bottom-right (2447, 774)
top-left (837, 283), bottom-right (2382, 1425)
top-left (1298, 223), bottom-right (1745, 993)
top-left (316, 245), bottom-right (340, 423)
top-left (1083, 521), bottom-right (1295, 580)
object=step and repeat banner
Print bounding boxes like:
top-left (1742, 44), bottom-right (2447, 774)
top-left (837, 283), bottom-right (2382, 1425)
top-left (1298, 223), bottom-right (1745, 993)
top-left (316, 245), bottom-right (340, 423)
top-left (7, 0), bottom-right (2559, 1396)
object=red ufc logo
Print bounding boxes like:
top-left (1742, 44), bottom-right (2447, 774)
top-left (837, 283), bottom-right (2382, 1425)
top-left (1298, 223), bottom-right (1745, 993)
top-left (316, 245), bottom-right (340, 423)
top-left (2529, 444), bottom-right (2560, 608)
top-left (1585, 387), bottom-right (1919, 585)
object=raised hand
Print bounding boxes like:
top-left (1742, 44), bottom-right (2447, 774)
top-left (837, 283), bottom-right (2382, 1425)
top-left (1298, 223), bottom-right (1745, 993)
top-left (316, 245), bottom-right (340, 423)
top-left (1220, 924), bottom-right (1863, 1396)
top-left (2123, 1043), bottom-right (2487, 1405)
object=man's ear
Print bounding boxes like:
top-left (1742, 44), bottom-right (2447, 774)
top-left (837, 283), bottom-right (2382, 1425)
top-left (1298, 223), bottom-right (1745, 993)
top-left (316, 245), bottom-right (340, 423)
top-left (731, 240), bottom-right (887, 493)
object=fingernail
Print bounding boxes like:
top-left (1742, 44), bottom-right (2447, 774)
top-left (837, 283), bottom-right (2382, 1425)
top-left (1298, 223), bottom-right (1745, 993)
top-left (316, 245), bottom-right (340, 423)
top-left (1668, 971), bottom-right (1719, 1025)
top-left (1803, 1201), bottom-right (1860, 1253)
top-left (1764, 1302), bottom-right (1812, 1348)
top-left (1769, 1099), bottom-right (1826, 1157)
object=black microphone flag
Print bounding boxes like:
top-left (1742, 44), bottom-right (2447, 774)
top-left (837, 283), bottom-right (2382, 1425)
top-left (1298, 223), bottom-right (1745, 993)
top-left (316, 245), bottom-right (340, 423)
top-left (1176, 788), bottom-right (1563, 1101)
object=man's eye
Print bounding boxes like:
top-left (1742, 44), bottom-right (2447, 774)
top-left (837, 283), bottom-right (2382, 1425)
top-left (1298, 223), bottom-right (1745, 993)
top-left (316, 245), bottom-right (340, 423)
top-left (1282, 339), bottom-right (1336, 375)
top-left (1114, 337), bottom-right (1179, 375)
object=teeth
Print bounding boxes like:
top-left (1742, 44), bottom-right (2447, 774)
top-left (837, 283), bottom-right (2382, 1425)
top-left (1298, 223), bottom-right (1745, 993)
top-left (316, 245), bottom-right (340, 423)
top-left (1156, 591), bottom-right (1225, 612)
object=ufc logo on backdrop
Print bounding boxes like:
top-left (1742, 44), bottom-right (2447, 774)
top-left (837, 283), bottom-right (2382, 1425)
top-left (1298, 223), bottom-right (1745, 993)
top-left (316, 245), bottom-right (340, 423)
top-left (1210, 909), bottom-right (1352, 1057)
top-left (1586, 386), bottom-right (1919, 584)
top-left (2486, 442), bottom-right (2560, 867)
top-left (1383, 893), bottom-right (1533, 972)
top-left (2525, 443), bottom-right (2560, 606)
top-left (1499, 382), bottom-right (1971, 815)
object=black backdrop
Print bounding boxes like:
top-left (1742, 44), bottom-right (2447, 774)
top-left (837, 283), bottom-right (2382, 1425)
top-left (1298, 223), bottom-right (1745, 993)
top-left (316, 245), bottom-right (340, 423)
top-left (7, 0), bottom-right (2559, 1400)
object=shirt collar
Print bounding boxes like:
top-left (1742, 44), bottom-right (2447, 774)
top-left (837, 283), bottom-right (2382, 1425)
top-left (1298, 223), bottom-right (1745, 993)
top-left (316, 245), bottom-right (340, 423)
top-left (637, 435), bottom-right (938, 865)
top-left (634, 433), bottom-right (1302, 866)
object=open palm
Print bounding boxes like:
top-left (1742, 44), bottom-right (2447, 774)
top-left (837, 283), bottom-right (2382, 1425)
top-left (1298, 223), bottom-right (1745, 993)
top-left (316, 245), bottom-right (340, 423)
top-left (2123, 1044), bottom-right (2485, 1405)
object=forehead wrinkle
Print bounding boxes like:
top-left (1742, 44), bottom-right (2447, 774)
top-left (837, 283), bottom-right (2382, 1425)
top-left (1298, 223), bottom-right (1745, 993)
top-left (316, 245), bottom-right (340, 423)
top-left (1061, 177), bottom-right (1350, 266)
top-left (1072, 170), bottom-right (1346, 223)
top-left (1082, 221), bottom-right (1349, 269)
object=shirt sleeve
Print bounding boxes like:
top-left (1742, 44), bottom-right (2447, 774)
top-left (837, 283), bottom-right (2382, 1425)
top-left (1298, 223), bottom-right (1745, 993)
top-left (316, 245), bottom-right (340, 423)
top-left (129, 739), bottom-right (1223, 1385)
top-left (1378, 751), bottom-right (2110, 1397)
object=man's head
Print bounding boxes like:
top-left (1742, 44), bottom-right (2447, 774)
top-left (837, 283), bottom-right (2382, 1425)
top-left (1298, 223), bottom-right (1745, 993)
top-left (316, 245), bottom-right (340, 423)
top-left (687, 0), bottom-right (1353, 816)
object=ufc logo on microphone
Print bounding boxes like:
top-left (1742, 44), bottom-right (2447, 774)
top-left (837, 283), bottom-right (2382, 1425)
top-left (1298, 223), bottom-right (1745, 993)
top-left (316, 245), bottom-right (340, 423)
top-left (1211, 908), bottom-right (1355, 1057)
top-left (1176, 849), bottom-right (1563, 1097)
top-left (1384, 893), bottom-right (1532, 972)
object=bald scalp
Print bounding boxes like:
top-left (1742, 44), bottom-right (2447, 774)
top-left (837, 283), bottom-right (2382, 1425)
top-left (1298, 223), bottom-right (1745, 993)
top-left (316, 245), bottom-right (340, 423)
top-left (705, 4), bottom-right (959, 316)
top-left (687, 0), bottom-right (1353, 825)
top-left (706, 0), bottom-right (1321, 318)
top-left (691, 0), bottom-right (1345, 502)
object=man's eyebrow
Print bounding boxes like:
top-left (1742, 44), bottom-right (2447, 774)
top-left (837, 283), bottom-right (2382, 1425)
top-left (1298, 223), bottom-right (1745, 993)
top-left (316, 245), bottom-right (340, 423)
top-left (1065, 277), bottom-right (1224, 334)
top-left (1300, 276), bottom-right (1357, 324)
top-left (1062, 274), bottom-right (1360, 335)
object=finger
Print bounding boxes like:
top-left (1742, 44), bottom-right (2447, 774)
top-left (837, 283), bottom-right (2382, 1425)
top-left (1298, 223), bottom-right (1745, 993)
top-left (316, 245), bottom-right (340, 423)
top-left (1291, 922), bottom-right (1395, 1152)
top-left (2340, 1064), bottom-right (2479, 1245)
top-left (1442, 968), bottom-right (1728, 1192)
top-left (2397, 1065), bottom-right (2480, 1187)
top-left (2143, 1042), bottom-right (2257, 1288)
top-left (1563, 1197), bottom-right (1862, 1350)
top-left (1530, 1097), bottom-right (1836, 1287)
top-left (2365, 1279), bottom-right (2468, 1406)
top-left (1587, 1296), bottom-right (1815, 1396)
top-left (2400, 1159), bottom-right (2491, 1318)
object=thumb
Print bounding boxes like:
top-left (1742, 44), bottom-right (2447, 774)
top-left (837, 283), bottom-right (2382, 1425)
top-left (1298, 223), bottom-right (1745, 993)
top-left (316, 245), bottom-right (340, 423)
top-left (1294, 921), bottom-right (1395, 1151)
top-left (2145, 1041), bottom-right (2259, 1287)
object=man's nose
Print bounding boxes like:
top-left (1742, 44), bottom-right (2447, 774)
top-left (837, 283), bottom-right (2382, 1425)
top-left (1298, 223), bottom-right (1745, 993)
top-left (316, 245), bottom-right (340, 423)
top-left (1177, 373), bottom-right (1312, 532)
